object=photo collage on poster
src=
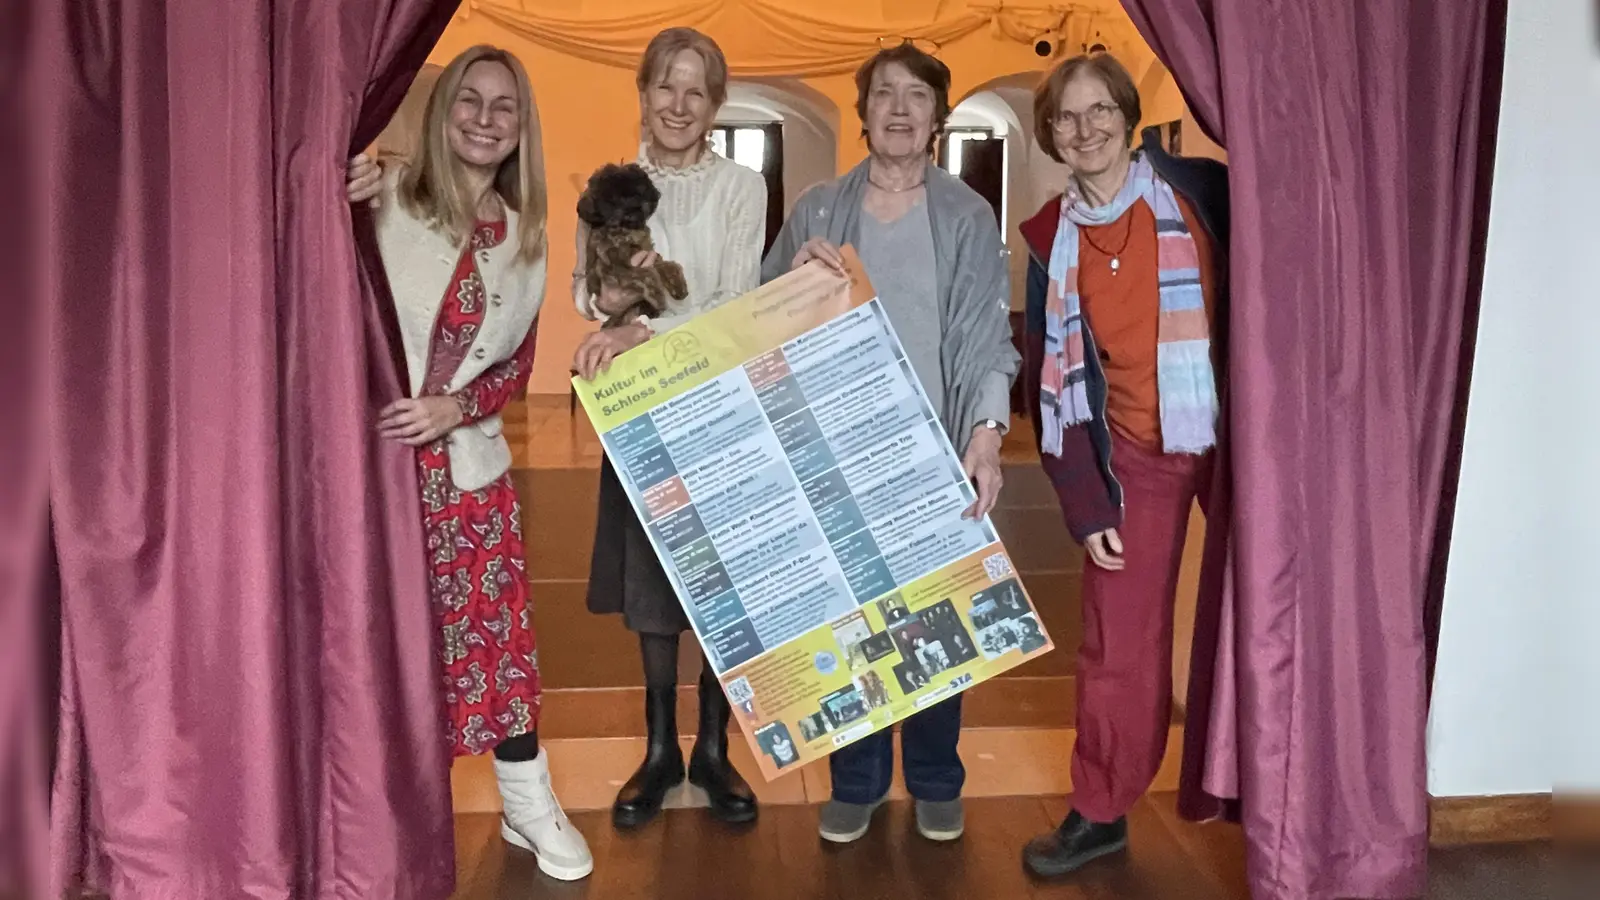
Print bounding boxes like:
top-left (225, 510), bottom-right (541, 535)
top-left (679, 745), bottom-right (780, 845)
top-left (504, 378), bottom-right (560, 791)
top-left (722, 546), bottom-right (1051, 778)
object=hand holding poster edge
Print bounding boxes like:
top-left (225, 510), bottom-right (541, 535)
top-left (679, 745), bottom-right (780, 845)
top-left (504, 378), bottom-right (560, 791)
top-left (569, 246), bottom-right (873, 387)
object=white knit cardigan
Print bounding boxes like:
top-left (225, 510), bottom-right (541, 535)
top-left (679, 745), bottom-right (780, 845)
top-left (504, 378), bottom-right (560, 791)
top-left (375, 168), bottom-right (546, 491)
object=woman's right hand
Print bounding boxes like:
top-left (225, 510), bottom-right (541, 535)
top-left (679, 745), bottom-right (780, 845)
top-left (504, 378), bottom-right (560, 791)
top-left (347, 153), bottom-right (382, 206)
top-left (1084, 528), bottom-right (1125, 571)
top-left (791, 237), bottom-right (845, 274)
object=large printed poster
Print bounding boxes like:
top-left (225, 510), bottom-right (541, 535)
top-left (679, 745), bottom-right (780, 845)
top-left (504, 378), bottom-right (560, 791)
top-left (573, 248), bottom-right (1053, 781)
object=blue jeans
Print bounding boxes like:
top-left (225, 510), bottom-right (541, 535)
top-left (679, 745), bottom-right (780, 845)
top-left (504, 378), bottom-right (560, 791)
top-left (828, 694), bottom-right (964, 804)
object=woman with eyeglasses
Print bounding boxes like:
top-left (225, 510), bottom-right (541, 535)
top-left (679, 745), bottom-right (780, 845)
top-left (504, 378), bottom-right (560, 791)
top-left (762, 40), bottom-right (1020, 847)
top-left (1015, 53), bottom-right (1229, 878)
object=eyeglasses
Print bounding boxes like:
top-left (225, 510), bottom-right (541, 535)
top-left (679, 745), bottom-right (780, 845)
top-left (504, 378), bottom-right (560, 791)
top-left (1052, 102), bottom-right (1120, 137)
top-left (878, 36), bottom-right (942, 56)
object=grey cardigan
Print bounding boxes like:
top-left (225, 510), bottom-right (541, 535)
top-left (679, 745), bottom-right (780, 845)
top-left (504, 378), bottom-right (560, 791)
top-left (760, 160), bottom-right (1020, 455)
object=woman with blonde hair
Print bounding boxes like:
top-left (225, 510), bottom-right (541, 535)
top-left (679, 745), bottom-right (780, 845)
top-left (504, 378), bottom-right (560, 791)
top-left (344, 45), bottom-right (592, 881)
top-left (573, 27), bottom-right (768, 831)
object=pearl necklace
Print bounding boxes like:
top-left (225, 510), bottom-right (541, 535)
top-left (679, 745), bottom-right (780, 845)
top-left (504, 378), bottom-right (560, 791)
top-left (867, 175), bottom-right (925, 193)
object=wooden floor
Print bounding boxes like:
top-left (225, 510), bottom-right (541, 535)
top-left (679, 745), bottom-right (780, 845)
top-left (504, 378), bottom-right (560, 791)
top-left (456, 399), bottom-right (1557, 898)
top-left (451, 795), bottom-right (1555, 900)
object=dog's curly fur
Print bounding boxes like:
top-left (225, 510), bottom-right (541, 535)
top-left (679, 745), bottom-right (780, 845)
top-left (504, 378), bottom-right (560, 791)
top-left (577, 163), bottom-right (688, 327)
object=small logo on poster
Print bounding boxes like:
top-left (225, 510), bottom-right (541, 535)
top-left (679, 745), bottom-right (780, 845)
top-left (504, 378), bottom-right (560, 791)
top-left (724, 675), bottom-right (757, 720)
top-left (981, 553), bottom-right (1014, 581)
top-left (814, 650), bottom-right (838, 675)
top-left (661, 332), bottom-right (701, 366)
top-left (725, 676), bottom-right (754, 706)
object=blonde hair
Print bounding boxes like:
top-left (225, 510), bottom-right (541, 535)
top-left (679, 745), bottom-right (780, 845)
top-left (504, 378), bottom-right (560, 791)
top-left (400, 46), bottom-right (547, 262)
top-left (636, 28), bottom-right (730, 107)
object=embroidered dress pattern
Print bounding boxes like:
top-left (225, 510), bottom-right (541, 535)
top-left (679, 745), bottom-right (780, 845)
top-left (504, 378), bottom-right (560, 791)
top-left (418, 220), bottom-right (541, 757)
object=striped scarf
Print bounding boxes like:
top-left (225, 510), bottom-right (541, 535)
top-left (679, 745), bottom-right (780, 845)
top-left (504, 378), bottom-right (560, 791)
top-left (1039, 153), bottom-right (1218, 457)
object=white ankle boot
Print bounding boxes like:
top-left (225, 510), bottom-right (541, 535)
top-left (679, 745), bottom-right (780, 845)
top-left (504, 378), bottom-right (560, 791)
top-left (494, 750), bottom-right (594, 881)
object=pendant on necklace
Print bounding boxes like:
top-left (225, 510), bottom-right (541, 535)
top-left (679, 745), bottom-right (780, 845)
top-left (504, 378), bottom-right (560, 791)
top-left (1110, 256), bottom-right (1121, 275)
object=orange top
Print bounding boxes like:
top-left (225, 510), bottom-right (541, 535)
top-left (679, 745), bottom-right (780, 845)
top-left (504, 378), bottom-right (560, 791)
top-left (1077, 195), bottom-right (1218, 449)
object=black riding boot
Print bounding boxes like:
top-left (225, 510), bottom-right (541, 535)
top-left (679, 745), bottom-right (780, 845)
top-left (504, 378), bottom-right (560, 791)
top-left (687, 671), bottom-right (758, 824)
top-left (612, 686), bottom-right (685, 829)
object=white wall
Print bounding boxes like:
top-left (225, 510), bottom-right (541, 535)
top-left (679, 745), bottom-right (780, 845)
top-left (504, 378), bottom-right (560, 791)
top-left (776, 116), bottom-right (837, 213)
top-left (1425, 0), bottom-right (1600, 798)
top-left (992, 85), bottom-right (1071, 310)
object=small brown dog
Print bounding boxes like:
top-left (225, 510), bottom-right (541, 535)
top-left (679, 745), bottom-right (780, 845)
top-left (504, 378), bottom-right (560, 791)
top-left (577, 163), bottom-right (688, 327)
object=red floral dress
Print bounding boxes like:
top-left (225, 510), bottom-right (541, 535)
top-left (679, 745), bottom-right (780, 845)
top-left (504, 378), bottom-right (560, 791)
top-left (418, 219), bottom-right (540, 758)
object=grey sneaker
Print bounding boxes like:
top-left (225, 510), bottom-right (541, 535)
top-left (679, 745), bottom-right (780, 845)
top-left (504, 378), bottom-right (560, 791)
top-left (818, 798), bottom-right (884, 843)
top-left (915, 799), bottom-right (965, 841)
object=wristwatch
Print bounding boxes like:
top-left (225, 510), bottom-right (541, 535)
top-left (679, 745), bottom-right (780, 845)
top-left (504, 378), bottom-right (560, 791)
top-left (976, 418), bottom-right (1006, 435)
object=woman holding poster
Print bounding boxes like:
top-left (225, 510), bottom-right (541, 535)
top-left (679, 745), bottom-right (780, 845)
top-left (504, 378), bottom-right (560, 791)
top-left (574, 28), bottom-right (768, 830)
top-left (761, 40), bottom-right (1021, 845)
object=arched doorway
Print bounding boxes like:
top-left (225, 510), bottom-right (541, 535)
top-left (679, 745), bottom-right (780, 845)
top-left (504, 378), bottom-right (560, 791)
top-left (718, 79), bottom-right (841, 254)
top-left (941, 89), bottom-right (1024, 230)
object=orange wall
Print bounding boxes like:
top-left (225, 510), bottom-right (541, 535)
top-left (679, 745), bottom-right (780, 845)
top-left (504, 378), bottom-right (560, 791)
top-left (1181, 106), bottom-right (1228, 163)
top-left (427, 5), bottom-right (1155, 394)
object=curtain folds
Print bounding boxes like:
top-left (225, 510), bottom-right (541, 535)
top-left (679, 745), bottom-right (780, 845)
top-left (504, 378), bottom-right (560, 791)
top-left (1118, 1), bottom-right (1508, 899)
top-left (2, 1), bottom-right (45, 895)
top-left (42, 1), bottom-right (462, 898)
top-left (468, 0), bottom-right (1082, 76)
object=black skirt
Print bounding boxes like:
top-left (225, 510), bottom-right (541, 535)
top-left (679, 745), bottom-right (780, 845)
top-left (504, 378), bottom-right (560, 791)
top-left (585, 457), bottom-right (691, 635)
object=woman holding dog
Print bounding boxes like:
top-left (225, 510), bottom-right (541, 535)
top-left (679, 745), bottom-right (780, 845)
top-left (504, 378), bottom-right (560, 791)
top-left (343, 46), bottom-right (592, 882)
top-left (574, 27), bottom-right (769, 830)
top-left (761, 41), bottom-right (1019, 846)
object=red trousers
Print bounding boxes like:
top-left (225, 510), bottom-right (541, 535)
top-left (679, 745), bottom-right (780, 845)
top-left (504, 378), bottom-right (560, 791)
top-left (1070, 432), bottom-right (1212, 823)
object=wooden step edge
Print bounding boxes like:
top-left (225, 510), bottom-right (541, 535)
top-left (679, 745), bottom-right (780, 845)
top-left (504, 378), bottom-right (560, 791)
top-left (1429, 793), bottom-right (1553, 845)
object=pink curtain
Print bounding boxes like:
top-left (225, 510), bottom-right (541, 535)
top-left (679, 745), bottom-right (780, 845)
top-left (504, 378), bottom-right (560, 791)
top-left (6, 4), bottom-right (56, 895)
top-left (36, 1), bottom-right (462, 897)
top-left (1119, 1), bottom-right (1507, 898)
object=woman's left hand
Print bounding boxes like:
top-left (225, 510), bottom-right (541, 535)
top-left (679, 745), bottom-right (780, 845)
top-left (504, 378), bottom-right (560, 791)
top-left (573, 323), bottom-right (651, 380)
top-left (962, 427), bottom-right (1004, 520)
top-left (377, 396), bottom-right (463, 446)
top-left (347, 153), bottom-right (383, 206)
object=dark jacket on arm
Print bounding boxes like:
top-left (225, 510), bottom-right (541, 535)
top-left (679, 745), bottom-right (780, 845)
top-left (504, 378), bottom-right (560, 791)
top-left (1018, 127), bottom-right (1230, 544)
